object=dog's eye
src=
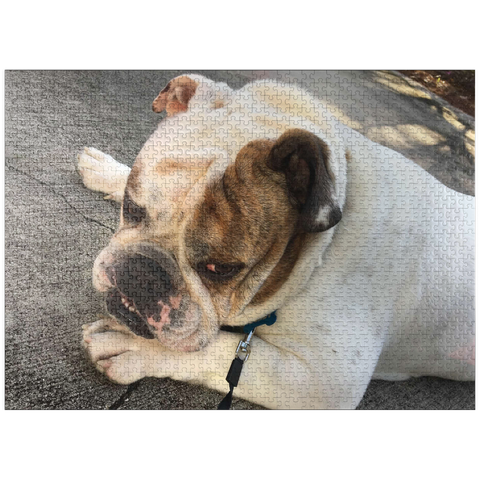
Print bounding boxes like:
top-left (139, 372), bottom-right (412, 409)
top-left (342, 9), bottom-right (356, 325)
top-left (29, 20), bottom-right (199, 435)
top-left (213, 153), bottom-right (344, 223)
top-left (197, 262), bottom-right (243, 281)
top-left (122, 190), bottom-right (146, 225)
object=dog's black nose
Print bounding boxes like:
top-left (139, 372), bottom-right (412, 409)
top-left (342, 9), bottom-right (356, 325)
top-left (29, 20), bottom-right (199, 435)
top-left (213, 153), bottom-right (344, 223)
top-left (117, 255), bottom-right (174, 310)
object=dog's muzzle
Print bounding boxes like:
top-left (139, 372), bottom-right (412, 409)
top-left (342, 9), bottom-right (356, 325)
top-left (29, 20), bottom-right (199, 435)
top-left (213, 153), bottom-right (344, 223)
top-left (103, 245), bottom-right (192, 341)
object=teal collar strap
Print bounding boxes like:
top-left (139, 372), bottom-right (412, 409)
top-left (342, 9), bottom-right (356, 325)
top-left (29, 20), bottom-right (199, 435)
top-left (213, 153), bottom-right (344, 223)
top-left (219, 310), bottom-right (277, 334)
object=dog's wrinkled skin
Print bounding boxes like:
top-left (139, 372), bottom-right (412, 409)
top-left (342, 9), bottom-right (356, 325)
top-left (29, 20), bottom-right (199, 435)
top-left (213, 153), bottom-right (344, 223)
top-left (78, 74), bottom-right (474, 408)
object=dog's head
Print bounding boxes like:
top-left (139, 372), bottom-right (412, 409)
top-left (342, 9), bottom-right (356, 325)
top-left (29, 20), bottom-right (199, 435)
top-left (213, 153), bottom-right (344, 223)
top-left (92, 76), bottom-right (342, 351)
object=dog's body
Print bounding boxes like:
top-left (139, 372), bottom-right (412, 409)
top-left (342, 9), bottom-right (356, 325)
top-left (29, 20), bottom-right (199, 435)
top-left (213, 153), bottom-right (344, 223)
top-left (79, 75), bottom-right (474, 409)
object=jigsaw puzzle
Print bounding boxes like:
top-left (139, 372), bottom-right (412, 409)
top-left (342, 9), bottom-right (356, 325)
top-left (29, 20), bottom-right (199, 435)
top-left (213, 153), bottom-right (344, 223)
top-left (5, 71), bottom-right (475, 409)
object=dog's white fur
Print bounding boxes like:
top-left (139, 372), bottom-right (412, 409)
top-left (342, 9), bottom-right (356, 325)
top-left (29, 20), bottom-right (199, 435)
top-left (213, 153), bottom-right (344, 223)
top-left (79, 76), bottom-right (474, 409)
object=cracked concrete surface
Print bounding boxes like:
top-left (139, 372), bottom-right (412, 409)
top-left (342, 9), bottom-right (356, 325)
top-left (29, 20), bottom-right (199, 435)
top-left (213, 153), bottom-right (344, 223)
top-left (6, 163), bottom-right (116, 234)
top-left (5, 71), bottom-right (475, 409)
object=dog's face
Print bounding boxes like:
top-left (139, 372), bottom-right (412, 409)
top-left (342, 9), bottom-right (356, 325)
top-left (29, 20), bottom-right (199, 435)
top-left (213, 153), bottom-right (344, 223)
top-left (92, 77), bottom-right (342, 351)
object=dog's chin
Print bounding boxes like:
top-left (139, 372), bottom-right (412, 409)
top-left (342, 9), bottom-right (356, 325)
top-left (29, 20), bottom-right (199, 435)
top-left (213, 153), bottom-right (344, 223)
top-left (153, 302), bottom-right (210, 352)
top-left (105, 289), bottom-right (208, 351)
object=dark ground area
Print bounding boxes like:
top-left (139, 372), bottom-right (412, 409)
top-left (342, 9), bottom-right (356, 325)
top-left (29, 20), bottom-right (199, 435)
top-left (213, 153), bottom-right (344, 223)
top-left (399, 70), bottom-right (475, 117)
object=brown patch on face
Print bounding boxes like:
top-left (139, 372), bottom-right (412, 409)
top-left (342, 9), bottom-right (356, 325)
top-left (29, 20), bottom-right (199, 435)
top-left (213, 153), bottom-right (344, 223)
top-left (251, 233), bottom-right (306, 304)
top-left (152, 76), bottom-right (199, 116)
top-left (185, 139), bottom-right (303, 314)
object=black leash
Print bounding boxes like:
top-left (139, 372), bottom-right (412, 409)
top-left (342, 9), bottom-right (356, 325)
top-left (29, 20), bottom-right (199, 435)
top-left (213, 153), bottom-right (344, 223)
top-left (217, 311), bottom-right (277, 410)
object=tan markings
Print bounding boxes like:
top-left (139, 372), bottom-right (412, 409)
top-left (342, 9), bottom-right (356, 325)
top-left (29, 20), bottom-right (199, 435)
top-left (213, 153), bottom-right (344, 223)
top-left (152, 76), bottom-right (199, 116)
top-left (345, 149), bottom-right (352, 162)
top-left (186, 138), bottom-right (302, 316)
top-left (251, 233), bottom-right (305, 304)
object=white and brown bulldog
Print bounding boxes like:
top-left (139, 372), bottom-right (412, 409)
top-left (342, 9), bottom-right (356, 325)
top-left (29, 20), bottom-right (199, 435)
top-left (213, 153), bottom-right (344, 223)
top-left (78, 74), bottom-right (475, 409)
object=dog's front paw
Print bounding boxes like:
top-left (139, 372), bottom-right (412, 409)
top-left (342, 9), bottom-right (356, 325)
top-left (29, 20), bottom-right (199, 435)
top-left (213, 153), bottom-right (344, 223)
top-left (77, 147), bottom-right (130, 201)
top-left (82, 318), bottom-right (150, 384)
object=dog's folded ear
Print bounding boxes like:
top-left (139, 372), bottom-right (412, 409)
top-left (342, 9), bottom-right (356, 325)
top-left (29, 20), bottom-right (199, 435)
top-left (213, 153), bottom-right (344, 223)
top-left (152, 76), bottom-right (199, 116)
top-left (267, 129), bottom-right (342, 233)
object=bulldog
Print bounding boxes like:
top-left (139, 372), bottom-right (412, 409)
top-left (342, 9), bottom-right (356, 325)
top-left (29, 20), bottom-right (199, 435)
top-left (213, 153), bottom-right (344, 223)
top-left (78, 74), bottom-right (475, 409)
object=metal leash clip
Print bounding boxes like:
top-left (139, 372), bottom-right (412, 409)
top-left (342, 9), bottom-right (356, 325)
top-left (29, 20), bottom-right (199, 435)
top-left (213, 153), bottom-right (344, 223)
top-left (235, 330), bottom-right (255, 362)
top-left (218, 311), bottom-right (277, 409)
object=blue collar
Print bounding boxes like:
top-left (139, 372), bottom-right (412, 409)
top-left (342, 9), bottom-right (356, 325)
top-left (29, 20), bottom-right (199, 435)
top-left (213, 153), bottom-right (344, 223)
top-left (220, 311), bottom-right (277, 334)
